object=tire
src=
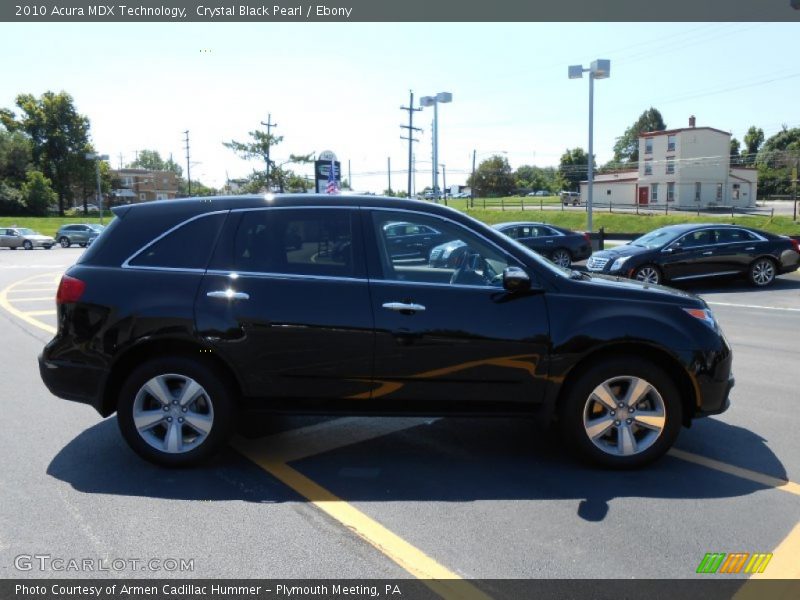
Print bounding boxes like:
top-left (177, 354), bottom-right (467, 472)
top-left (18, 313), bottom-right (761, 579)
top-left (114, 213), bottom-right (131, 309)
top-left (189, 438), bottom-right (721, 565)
top-left (79, 243), bottom-right (87, 248)
top-left (633, 264), bottom-right (661, 285)
top-left (9, 246), bottom-right (16, 250)
top-left (45, 245), bottom-right (53, 250)
top-left (116, 356), bottom-right (235, 467)
top-left (559, 356), bottom-right (682, 468)
top-left (748, 257), bottom-right (776, 287)
top-left (59, 237), bottom-right (70, 248)
top-left (23, 240), bottom-right (33, 250)
top-left (550, 248), bottom-right (572, 268)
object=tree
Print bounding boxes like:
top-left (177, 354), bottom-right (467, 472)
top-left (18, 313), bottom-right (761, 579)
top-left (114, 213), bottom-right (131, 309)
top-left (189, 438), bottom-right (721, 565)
top-left (730, 138), bottom-right (741, 165)
top-left (467, 155), bottom-right (515, 197)
top-left (0, 128), bottom-right (32, 183)
top-left (612, 108), bottom-right (667, 164)
top-left (755, 127), bottom-right (800, 196)
top-left (224, 123), bottom-right (312, 192)
top-left (514, 165), bottom-right (558, 192)
top-left (1, 91), bottom-right (92, 215)
top-left (743, 126), bottom-right (765, 155)
top-left (21, 170), bottom-right (56, 216)
top-left (127, 149), bottom-right (183, 177)
top-left (558, 148), bottom-right (592, 191)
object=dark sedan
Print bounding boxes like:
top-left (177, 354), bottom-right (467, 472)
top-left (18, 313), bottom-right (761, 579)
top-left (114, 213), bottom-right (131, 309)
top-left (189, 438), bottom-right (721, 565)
top-left (492, 222), bottom-right (592, 268)
top-left (383, 221), bottom-right (444, 260)
top-left (587, 224), bottom-right (800, 287)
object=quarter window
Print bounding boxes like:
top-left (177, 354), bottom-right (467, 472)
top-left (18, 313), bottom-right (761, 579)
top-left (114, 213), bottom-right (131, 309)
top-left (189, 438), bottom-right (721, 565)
top-left (234, 209), bottom-right (355, 277)
top-left (128, 213), bottom-right (226, 269)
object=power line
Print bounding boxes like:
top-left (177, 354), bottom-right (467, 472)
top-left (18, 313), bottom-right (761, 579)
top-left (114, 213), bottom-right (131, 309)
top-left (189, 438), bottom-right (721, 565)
top-left (400, 90), bottom-right (422, 198)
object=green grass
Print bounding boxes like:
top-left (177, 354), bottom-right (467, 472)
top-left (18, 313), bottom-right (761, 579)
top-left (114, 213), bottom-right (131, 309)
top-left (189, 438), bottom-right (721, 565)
top-left (0, 214), bottom-right (110, 237)
top-left (461, 208), bottom-right (800, 235)
top-left (2, 203), bottom-right (798, 238)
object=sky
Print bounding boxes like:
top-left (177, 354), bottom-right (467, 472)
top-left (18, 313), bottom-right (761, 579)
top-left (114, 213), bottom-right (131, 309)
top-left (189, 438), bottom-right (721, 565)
top-left (1, 22), bottom-right (799, 193)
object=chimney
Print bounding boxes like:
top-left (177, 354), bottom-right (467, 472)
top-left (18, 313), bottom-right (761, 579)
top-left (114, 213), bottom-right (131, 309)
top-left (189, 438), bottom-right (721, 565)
top-left (689, 115), bottom-right (696, 128)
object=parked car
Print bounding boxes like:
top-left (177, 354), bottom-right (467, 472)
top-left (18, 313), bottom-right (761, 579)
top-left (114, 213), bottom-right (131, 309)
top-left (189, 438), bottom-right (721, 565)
top-left (492, 222), bottom-right (592, 268)
top-left (586, 224), bottom-right (800, 287)
top-left (383, 221), bottom-right (444, 260)
top-left (56, 223), bottom-right (104, 248)
top-left (561, 191), bottom-right (581, 206)
top-left (40, 194), bottom-right (733, 469)
top-left (527, 190), bottom-right (550, 197)
top-left (0, 227), bottom-right (55, 250)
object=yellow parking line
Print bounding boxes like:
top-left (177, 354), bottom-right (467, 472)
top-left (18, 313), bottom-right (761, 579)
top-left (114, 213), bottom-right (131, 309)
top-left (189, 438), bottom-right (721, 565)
top-left (24, 310), bottom-right (56, 317)
top-left (669, 448), bottom-right (800, 497)
top-left (232, 438), bottom-right (491, 600)
top-left (0, 273), bottom-right (59, 335)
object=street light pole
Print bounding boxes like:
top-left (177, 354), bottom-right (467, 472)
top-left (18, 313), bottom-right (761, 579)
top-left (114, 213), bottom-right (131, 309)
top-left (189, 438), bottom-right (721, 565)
top-left (569, 59), bottom-right (610, 233)
top-left (86, 152), bottom-right (109, 224)
top-left (420, 92), bottom-right (452, 203)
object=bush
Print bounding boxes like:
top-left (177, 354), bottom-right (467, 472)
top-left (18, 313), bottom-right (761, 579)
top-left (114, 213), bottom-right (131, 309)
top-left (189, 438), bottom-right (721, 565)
top-left (21, 171), bottom-right (57, 216)
top-left (0, 180), bottom-right (25, 215)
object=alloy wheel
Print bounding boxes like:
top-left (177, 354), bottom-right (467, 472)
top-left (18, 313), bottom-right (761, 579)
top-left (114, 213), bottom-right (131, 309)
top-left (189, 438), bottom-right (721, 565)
top-left (132, 373), bottom-right (214, 454)
top-left (60, 237), bottom-right (70, 248)
top-left (582, 375), bottom-right (666, 457)
top-left (551, 249), bottom-right (572, 268)
top-left (751, 259), bottom-right (775, 286)
top-left (635, 266), bottom-right (660, 285)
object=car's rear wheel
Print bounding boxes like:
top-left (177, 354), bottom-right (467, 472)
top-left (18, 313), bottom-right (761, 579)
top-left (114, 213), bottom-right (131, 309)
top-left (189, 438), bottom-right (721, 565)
top-left (117, 357), bottom-right (235, 467)
top-left (749, 257), bottom-right (776, 287)
top-left (633, 264), bottom-right (661, 285)
top-left (23, 240), bottom-right (33, 250)
top-left (559, 356), bottom-right (682, 468)
top-left (550, 248), bottom-right (572, 268)
top-left (59, 237), bottom-right (70, 248)
top-left (79, 243), bottom-right (87, 248)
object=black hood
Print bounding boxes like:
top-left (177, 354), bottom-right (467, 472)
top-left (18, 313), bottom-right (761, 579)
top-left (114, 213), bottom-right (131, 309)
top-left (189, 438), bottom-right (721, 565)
top-left (591, 243), bottom-right (652, 260)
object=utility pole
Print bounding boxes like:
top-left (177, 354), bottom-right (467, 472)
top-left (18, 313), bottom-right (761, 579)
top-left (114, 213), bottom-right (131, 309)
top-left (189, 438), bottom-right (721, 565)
top-left (387, 157), bottom-right (392, 194)
top-left (793, 157), bottom-right (798, 221)
top-left (183, 130), bottom-right (191, 196)
top-left (261, 113), bottom-right (277, 189)
top-left (400, 90), bottom-right (422, 198)
top-left (442, 164), bottom-right (447, 206)
top-left (348, 160), bottom-right (352, 190)
top-left (471, 150), bottom-right (477, 209)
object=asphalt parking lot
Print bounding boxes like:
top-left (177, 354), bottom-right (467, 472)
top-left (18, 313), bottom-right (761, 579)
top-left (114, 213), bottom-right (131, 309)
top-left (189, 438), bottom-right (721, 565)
top-left (0, 246), bottom-right (798, 586)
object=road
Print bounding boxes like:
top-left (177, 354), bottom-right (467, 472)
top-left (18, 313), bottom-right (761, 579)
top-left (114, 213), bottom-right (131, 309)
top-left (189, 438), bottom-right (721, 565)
top-left (0, 246), bottom-right (799, 586)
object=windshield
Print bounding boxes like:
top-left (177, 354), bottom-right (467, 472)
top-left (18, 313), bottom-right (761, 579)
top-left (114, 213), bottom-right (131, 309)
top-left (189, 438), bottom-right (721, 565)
top-left (16, 228), bottom-right (37, 235)
top-left (630, 228), bottom-right (680, 249)
top-left (88, 224), bottom-right (105, 232)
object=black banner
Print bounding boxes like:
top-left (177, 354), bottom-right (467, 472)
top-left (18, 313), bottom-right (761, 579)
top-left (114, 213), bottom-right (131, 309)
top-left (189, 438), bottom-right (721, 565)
top-left (4, 579), bottom-right (800, 600)
top-left (2, 0), bottom-right (799, 22)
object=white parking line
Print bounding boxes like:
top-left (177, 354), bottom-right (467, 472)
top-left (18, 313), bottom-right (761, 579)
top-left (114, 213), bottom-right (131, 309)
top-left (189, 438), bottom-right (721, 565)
top-left (706, 301), bottom-right (800, 313)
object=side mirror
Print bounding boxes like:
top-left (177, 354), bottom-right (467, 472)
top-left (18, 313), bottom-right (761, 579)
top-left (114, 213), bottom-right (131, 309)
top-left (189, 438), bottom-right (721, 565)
top-left (503, 266), bottom-right (531, 293)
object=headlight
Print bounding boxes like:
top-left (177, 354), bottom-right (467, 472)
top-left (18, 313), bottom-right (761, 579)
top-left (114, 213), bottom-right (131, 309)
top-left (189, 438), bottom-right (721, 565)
top-left (683, 307), bottom-right (717, 330)
top-left (610, 256), bottom-right (631, 271)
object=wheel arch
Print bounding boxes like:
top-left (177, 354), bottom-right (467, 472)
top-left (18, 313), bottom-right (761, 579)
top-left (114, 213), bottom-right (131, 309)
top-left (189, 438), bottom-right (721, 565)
top-left (555, 342), bottom-right (698, 427)
top-left (101, 338), bottom-right (244, 417)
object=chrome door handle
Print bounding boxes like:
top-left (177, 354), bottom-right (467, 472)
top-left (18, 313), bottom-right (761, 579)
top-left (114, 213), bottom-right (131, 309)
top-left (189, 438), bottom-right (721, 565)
top-left (745, 247), bottom-right (755, 251)
top-left (382, 302), bottom-right (426, 313)
top-left (207, 290), bottom-right (250, 300)
top-left (702, 251), bottom-right (713, 255)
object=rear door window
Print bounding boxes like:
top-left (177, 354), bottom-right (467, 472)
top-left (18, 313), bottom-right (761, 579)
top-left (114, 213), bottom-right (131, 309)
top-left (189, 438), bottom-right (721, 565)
top-left (127, 213), bottom-right (227, 270)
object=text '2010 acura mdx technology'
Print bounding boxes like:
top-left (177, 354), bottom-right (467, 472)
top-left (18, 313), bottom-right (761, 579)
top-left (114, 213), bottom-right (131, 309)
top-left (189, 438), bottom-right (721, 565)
top-left (39, 195), bottom-right (734, 468)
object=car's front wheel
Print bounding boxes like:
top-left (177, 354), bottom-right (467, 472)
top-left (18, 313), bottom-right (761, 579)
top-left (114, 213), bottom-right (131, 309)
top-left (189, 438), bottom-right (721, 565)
top-left (633, 264), bottom-right (661, 285)
top-left (559, 356), bottom-right (682, 468)
top-left (749, 257), bottom-right (776, 287)
top-left (23, 240), bottom-right (33, 250)
top-left (59, 237), bottom-right (70, 248)
top-left (117, 357), bottom-right (235, 467)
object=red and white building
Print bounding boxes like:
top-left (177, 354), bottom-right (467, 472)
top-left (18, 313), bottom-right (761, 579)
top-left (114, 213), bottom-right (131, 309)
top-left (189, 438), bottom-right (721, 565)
top-left (580, 116), bottom-right (757, 209)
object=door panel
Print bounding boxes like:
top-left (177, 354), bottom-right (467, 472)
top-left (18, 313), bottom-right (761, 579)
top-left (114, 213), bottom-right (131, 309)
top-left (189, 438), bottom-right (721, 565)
top-left (365, 210), bottom-right (550, 409)
top-left (195, 208), bottom-right (375, 401)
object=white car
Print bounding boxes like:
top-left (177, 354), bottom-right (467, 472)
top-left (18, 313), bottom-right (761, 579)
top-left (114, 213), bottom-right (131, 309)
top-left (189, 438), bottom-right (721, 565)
top-left (0, 227), bottom-right (56, 250)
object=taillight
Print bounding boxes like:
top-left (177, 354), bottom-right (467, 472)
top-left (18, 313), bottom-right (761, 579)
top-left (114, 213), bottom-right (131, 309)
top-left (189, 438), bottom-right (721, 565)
top-left (791, 238), bottom-right (800, 254)
top-left (583, 232), bottom-right (591, 244)
top-left (56, 275), bottom-right (85, 305)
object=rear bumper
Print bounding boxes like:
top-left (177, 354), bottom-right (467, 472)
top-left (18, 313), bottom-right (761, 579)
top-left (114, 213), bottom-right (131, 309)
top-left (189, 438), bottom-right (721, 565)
top-left (38, 353), bottom-right (107, 415)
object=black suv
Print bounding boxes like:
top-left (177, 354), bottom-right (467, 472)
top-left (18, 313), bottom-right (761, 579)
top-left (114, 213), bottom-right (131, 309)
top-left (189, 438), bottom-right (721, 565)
top-left (39, 195), bottom-right (733, 468)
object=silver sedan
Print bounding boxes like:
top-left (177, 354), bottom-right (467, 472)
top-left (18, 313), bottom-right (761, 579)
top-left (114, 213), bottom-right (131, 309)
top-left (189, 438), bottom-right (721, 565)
top-left (0, 227), bottom-right (56, 250)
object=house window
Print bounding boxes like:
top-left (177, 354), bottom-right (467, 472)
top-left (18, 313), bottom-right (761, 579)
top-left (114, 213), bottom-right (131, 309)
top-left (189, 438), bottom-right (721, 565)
top-left (667, 135), bottom-right (676, 152)
top-left (666, 157), bottom-right (675, 174)
top-left (645, 138), bottom-right (653, 155)
top-left (695, 182), bottom-right (701, 201)
top-left (716, 183), bottom-right (723, 201)
top-left (651, 183), bottom-right (658, 202)
top-left (644, 160), bottom-right (653, 176)
top-left (606, 189), bottom-right (612, 195)
top-left (733, 183), bottom-right (740, 200)
top-left (139, 193), bottom-right (146, 201)
top-left (667, 182), bottom-right (675, 202)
